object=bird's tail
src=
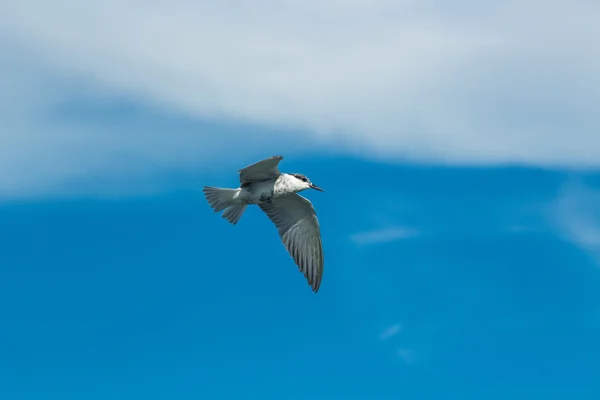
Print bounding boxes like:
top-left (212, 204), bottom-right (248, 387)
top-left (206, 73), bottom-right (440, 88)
top-left (203, 186), bottom-right (247, 225)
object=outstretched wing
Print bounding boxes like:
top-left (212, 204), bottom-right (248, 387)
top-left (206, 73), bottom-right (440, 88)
top-left (259, 193), bottom-right (324, 292)
top-left (238, 155), bottom-right (283, 184)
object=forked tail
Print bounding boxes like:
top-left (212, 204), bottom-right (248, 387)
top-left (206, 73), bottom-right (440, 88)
top-left (202, 186), bottom-right (247, 225)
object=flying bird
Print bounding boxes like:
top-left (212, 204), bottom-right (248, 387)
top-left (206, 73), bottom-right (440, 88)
top-left (203, 156), bottom-right (324, 292)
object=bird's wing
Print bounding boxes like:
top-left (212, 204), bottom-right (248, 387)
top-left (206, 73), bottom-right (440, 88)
top-left (238, 155), bottom-right (284, 184)
top-left (259, 193), bottom-right (323, 292)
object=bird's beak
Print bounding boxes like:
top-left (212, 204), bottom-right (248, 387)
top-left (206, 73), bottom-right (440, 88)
top-left (310, 184), bottom-right (324, 192)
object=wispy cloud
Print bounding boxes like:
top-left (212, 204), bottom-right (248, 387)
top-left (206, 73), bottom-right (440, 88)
top-left (351, 227), bottom-right (417, 246)
top-left (379, 323), bottom-right (402, 341)
top-left (1, 1), bottom-right (599, 197)
top-left (378, 324), bottom-right (419, 365)
top-left (552, 179), bottom-right (600, 262)
top-left (397, 348), bottom-right (417, 365)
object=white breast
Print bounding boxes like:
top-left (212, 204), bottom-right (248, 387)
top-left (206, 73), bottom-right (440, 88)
top-left (242, 180), bottom-right (277, 204)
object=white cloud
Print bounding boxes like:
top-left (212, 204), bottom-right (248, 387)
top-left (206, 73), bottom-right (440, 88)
top-left (379, 323), bottom-right (402, 340)
top-left (1, 0), bottom-right (600, 197)
top-left (351, 227), bottom-right (417, 246)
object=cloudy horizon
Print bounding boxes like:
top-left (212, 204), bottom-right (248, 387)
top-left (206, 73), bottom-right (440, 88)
top-left (1, 0), bottom-right (600, 199)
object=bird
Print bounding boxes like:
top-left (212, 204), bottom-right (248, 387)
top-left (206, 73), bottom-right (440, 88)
top-left (202, 155), bottom-right (325, 293)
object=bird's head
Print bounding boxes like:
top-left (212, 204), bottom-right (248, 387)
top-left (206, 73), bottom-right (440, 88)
top-left (290, 173), bottom-right (324, 192)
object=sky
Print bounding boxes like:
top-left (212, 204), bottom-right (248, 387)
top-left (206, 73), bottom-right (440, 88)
top-left (1, 1), bottom-right (600, 399)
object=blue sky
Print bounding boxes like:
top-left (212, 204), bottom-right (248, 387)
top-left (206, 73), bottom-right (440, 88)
top-left (2, 1), bottom-right (600, 399)
top-left (3, 157), bottom-right (600, 399)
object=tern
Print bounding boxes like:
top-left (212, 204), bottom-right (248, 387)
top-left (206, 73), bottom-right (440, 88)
top-left (203, 155), bottom-right (324, 292)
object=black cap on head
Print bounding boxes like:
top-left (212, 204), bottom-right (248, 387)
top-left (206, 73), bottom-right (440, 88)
top-left (291, 173), bottom-right (323, 191)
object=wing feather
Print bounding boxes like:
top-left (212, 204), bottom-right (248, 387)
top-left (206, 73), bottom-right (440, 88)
top-left (259, 194), bottom-right (324, 292)
top-left (238, 155), bottom-right (283, 184)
